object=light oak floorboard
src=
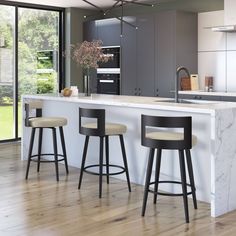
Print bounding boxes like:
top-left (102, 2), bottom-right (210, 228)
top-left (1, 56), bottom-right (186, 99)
top-left (0, 143), bottom-right (236, 236)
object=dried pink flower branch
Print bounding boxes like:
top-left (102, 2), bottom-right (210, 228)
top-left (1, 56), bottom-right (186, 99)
top-left (71, 40), bottom-right (111, 69)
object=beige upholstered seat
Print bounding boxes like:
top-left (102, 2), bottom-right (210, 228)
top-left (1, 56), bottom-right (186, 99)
top-left (146, 131), bottom-right (197, 146)
top-left (29, 117), bottom-right (67, 128)
top-left (83, 122), bottom-right (127, 135)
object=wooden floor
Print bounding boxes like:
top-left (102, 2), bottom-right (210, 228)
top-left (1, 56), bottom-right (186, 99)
top-left (1, 143), bottom-right (236, 236)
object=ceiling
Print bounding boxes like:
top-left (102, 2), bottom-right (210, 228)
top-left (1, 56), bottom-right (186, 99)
top-left (7, 0), bottom-right (160, 8)
top-left (5, 0), bottom-right (224, 12)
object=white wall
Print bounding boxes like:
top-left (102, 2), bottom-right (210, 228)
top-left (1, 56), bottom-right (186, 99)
top-left (198, 10), bottom-right (236, 92)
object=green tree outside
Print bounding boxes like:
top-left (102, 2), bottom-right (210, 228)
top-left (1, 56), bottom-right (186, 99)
top-left (0, 7), bottom-right (60, 139)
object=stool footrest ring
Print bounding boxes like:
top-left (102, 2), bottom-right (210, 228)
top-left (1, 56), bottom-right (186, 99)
top-left (30, 153), bottom-right (66, 163)
top-left (148, 180), bottom-right (195, 197)
top-left (83, 164), bottom-right (126, 176)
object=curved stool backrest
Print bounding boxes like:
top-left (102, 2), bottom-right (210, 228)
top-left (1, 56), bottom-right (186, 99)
top-left (25, 101), bottom-right (43, 127)
top-left (79, 107), bottom-right (105, 136)
top-left (141, 115), bottom-right (192, 150)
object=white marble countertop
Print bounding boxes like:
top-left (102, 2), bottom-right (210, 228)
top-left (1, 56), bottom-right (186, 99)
top-left (179, 90), bottom-right (236, 97)
top-left (23, 94), bottom-right (236, 115)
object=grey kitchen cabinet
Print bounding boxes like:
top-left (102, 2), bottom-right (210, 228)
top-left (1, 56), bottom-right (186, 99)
top-left (221, 96), bottom-right (236, 102)
top-left (83, 18), bottom-right (121, 93)
top-left (155, 11), bottom-right (175, 97)
top-left (83, 21), bottom-right (98, 93)
top-left (83, 20), bottom-right (98, 42)
top-left (201, 95), bottom-right (221, 101)
top-left (121, 15), bottom-right (155, 96)
top-left (97, 18), bottom-right (121, 46)
top-left (121, 16), bottom-right (137, 96)
top-left (136, 15), bottom-right (155, 96)
top-left (83, 18), bottom-right (120, 46)
top-left (155, 11), bottom-right (197, 98)
top-left (179, 94), bottom-right (221, 101)
top-left (83, 10), bottom-right (197, 97)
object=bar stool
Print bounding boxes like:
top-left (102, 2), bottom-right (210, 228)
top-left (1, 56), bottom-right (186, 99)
top-left (25, 101), bottom-right (69, 181)
top-left (141, 115), bottom-right (197, 223)
top-left (78, 107), bottom-right (131, 198)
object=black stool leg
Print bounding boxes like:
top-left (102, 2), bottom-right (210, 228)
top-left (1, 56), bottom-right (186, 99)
top-left (25, 128), bottom-right (36, 179)
top-left (59, 126), bottom-right (69, 174)
top-left (153, 149), bottom-right (162, 204)
top-left (52, 128), bottom-right (59, 181)
top-left (105, 136), bottom-right (109, 184)
top-left (185, 149), bottom-right (197, 209)
top-left (99, 136), bottom-right (104, 198)
top-left (119, 135), bottom-right (131, 192)
top-left (78, 136), bottom-right (89, 189)
top-left (142, 148), bottom-right (155, 216)
top-left (37, 128), bottom-right (43, 172)
top-left (179, 150), bottom-right (189, 223)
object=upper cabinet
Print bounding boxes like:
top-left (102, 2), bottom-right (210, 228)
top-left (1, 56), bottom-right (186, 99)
top-left (83, 20), bottom-right (98, 42)
top-left (83, 18), bottom-right (121, 46)
top-left (83, 11), bottom-right (197, 97)
top-left (97, 18), bottom-right (121, 46)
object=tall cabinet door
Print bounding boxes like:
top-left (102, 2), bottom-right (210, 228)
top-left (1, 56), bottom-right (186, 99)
top-left (155, 11), bottom-right (175, 98)
top-left (136, 15), bottom-right (155, 96)
top-left (121, 16), bottom-right (137, 95)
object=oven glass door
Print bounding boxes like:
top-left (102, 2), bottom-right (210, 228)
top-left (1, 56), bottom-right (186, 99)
top-left (98, 47), bottom-right (120, 68)
top-left (97, 74), bottom-right (120, 95)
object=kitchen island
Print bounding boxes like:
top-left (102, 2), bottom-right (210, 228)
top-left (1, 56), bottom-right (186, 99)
top-left (22, 94), bottom-right (236, 218)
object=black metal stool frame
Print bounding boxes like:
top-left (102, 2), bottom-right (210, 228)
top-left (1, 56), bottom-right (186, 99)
top-left (141, 115), bottom-right (197, 223)
top-left (78, 107), bottom-right (131, 198)
top-left (25, 103), bottom-right (69, 181)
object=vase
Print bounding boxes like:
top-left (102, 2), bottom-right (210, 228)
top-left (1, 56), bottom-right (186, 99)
top-left (84, 69), bottom-right (91, 96)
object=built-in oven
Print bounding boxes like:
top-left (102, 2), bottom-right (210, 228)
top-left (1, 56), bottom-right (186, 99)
top-left (97, 73), bottom-right (120, 95)
top-left (97, 46), bottom-right (120, 95)
top-left (98, 46), bottom-right (120, 68)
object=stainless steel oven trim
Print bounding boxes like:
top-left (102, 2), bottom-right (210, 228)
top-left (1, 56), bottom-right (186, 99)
top-left (99, 79), bottom-right (115, 83)
top-left (101, 46), bottom-right (120, 49)
top-left (97, 68), bottom-right (120, 74)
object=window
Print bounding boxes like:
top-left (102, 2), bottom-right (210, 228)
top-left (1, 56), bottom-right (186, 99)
top-left (0, 3), bottom-right (64, 142)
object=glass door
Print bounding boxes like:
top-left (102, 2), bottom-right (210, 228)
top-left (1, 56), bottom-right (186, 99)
top-left (18, 8), bottom-right (60, 137)
top-left (0, 5), bottom-right (15, 141)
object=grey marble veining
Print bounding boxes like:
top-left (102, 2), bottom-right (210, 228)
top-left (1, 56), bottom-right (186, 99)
top-left (212, 108), bottom-right (236, 216)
